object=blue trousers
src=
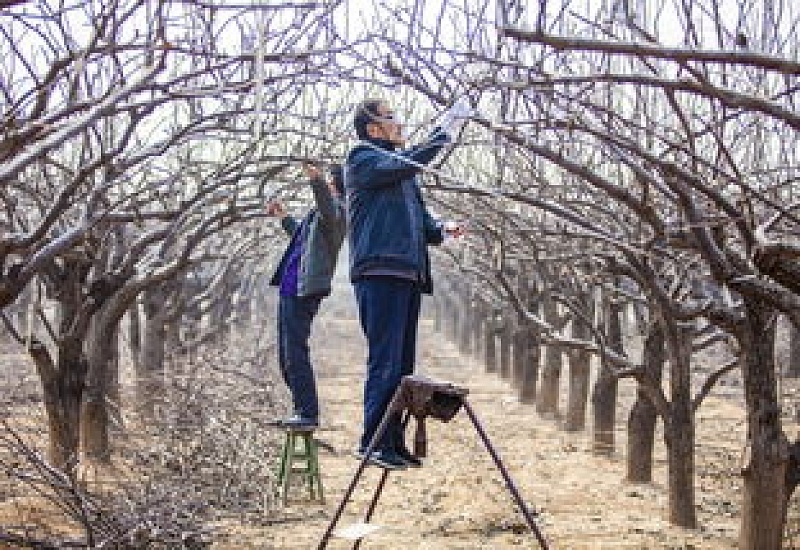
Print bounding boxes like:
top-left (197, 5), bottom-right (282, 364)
top-left (354, 277), bottom-right (422, 451)
top-left (277, 294), bottom-right (322, 419)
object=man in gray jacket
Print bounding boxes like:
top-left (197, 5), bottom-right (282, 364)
top-left (267, 163), bottom-right (345, 428)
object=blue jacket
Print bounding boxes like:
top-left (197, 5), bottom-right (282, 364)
top-left (270, 177), bottom-right (346, 297)
top-left (344, 131), bottom-right (448, 294)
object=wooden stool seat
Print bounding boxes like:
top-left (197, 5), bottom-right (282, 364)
top-left (275, 426), bottom-right (324, 504)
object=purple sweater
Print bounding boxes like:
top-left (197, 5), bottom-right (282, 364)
top-left (279, 218), bottom-right (307, 296)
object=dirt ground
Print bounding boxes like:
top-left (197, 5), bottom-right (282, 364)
top-left (222, 288), bottom-right (753, 549)
top-left (2, 279), bottom-right (798, 549)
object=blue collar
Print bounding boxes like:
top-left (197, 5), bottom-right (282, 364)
top-left (365, 137), bottom-right (398, 151)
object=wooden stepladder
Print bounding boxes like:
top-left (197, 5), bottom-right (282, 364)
top-left (318, 375), bottom-right (549, 549)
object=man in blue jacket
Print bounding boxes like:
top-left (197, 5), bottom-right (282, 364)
top-left (267, 163), bottom-right (346, 429)
top-left (346, 98), bottom-right (469, 469)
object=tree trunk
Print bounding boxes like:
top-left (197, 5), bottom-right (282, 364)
top-left (665, 408), bottom-right (696, 528)
top-left (458, 290), bottom-right (472, 355)
top-left (32, 261), bottom-right (92, 473)
top-left (473, 302), bottom-right (485, 360)
top-left (139, 287), bottom-right (167, 419)
top-left (512, 326), bottom-right (526, 389)
top-left (0, 294), bottom-right (18, 343)
top-left (627, 321), bottom-right (665, 483)
top-left (165, 315), bottom-right (181, 356)
top-left (565, 317), bottom-right (592, 432)
top-left (499, 318), bottom-right (512, 380)
top-left (448, 288), bottom-right (458, 344)
top-left (592, 297), bottom-right (622, 453)
top-left (739, 299), bottom-right (786, 550)
top-left (128, 300), bottom-right (141, 371)
top-left (447, 294), bottom-right (458, 343)
top-left (236, 275), bottom-right (253, 324)
top-left (485, 315), bottom-right (497, 373)
top-left (107, 326), bottom-right (120, 419)
top-left (31, 336), bottom-right (86, 472)
top-left (787, 319), bottom-right (800, 378)
top-left (15, 284), bottom-right (32, 339)
top-left (664, 323), bottom-right (696, 528)
top-left (537, 294), bottom-right (562, 417)
top-left (207, 281), bottom-right (233, 344)
top-left (783, 439), bottom-right (800, 540)
top-left (81, 282), bottom-right (138, 462)
top-left (433, 294), bottom-right (443, 333)
top-left (517, 325), bottom-right (539, 404)
top-left (81, 303), bottom-right (120, 463)
top-left (81, 334), bottom-right (111, 461)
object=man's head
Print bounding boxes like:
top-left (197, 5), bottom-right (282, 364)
top-left (354, 99), bottom-right (404, 146)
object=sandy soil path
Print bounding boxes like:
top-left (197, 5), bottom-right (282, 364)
top-left (230, 284), bottom-right (742, 549)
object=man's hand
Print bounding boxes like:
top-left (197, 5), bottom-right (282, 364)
top-left (443, 220), bottom-right (466, 238)
top-left (448, 97), bottom-right (474, 120)
top-left (302, 163), bottom-right (323, 180)
top-left (436, 97), bottom-right (475, 138)
top-left (266, 200), bottom-right (287, 219)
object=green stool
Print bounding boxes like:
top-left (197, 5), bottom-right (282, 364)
top-left (275, 426), bottom-right (324, 504)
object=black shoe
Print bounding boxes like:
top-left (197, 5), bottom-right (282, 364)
top-left (395, 446), bottom-right (422, 468)
top-left (367, 449), bottom-right (407, 470)
top-left (280, 415), bottom-right (318, 430)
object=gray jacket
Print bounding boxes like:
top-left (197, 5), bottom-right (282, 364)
top-left (270, 177), bottom-right (346, 297)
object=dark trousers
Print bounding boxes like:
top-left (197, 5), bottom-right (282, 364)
top-left (354, 277), bottom-right (422, 451)
top-left (277, 294), bottom-right (322, 419)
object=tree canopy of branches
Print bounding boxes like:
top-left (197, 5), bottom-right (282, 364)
top-left (2, 1), bottom-right (800, 549)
